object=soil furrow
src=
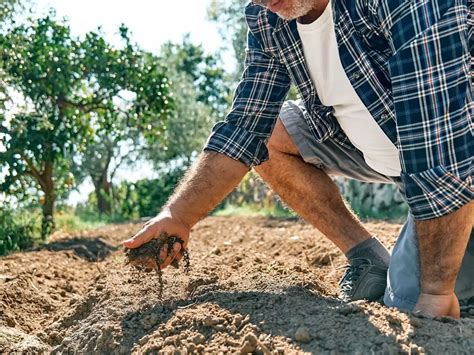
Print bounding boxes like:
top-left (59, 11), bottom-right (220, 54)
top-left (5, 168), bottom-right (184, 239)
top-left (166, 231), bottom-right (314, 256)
top-left (1, 217), bottom-right (473, 354)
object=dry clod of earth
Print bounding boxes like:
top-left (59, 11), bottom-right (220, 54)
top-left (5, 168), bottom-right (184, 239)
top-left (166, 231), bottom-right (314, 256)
top-left (0, 216), bottom-right (473, 353)
top-left (294, 326), bottom-right (311, 343)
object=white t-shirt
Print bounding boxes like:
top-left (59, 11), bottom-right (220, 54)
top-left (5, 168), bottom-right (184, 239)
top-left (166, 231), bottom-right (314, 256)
top-left (296, 1), bottom-right (401, 177)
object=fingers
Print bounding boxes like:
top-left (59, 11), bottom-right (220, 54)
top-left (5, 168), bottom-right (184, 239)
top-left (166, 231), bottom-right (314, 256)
top-left (122, 225), bottom-right (157, 249)
top-left (174, 251), bottom-right (183, 262)
top-left (159, 242), bottom-right (181, 270)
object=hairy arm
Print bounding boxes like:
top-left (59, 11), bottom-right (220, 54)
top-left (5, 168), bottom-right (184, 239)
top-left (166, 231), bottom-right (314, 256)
top-left (414, 202), bottom-right (473, 318)
top-left (124, 6), bottom-right (290, 267)
top-left (166, 151), bottom-right (250, 228)
top-left (122, 151), bottom-right (249, 269)
top-left (375, 0), bottom-right (473, 317)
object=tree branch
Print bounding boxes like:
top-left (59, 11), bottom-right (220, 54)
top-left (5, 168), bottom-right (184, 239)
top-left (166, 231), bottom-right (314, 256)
top-left (20, 154), bottom-right (46, 189)
top-left (57, 98), bottom-right (109, 113)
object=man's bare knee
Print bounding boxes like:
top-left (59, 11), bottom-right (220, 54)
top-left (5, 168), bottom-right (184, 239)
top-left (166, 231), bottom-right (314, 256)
top-left (267, 118), bottom-right (300, 156)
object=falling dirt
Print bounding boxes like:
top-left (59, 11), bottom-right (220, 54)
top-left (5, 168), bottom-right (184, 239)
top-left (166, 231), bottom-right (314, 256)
top-left (124, 233), bottom-right (190, 297)
top-left (1, 217), bottom-right (473, 354)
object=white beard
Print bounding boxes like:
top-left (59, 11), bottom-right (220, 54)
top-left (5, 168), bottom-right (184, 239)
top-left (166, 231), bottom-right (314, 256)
top-left (276, 0), bottom-right (316, 20)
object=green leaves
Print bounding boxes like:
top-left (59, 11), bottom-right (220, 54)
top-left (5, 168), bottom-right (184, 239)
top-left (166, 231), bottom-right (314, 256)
top-left (0, 15), bottom-right (174, 234)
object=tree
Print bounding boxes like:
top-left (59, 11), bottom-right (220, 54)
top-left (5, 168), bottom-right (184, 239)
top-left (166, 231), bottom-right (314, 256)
top-left (144, 36), bottom-right (230, 166)
top-left (72, 121), bottom-right (143, 216)
top-left (0, 16), bottom-right (173, 237)
top-left (0, 0), bottom-right (26, 24)
top-left (207, 0), bottom-right (248, 79)
top-left (160, 34), bottom-right (229, 118)
top-left (0, 0), bottom-right (28, 115)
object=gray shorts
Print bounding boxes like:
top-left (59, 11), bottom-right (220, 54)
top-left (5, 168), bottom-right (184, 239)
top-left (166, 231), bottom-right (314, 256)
top-left (280, 100), bottom-right (474, 310)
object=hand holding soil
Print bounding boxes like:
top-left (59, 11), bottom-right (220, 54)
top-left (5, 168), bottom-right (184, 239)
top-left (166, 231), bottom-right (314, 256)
top-left (124, 232), bottom-right (190, 297)
top-left (122, 209), bottom-right (190, 270)
top-left (124, 233), bottom-right (190, 272)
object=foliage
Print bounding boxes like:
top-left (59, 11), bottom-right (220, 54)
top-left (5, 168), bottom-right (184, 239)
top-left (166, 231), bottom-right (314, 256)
top-left (71, 126), bottom-right (141, 215)
top-left (74, 36), bottom-right (230, 216)
top-left (208, 0), bottom-right (248, 78)
top-left (0, 203), bottom-right (41, 256)
top-left (0, 0), bottom-right (26, 25)
top-left (75, 166), bottom-right (187, 221)
top-left (160, 35), bottom-right (229, 116)
top-left (144, 74), bottom-right (214, 166)
top-left (55, 208), bottom-right (118, 233)
top-left (113, 166), bottom-right (187, 219)
top-left (0, 16), bottom-right (173, 237)
top-left (213, 202), bottom-right (296, 219)
top-left (143, 37), bottom-right (231, 167)
top-left (214, 171), bottom-right (297, 217)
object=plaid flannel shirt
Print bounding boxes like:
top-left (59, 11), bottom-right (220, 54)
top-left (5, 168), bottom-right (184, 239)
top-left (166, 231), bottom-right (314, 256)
top-left (204, 0), bottom-right (473, 220)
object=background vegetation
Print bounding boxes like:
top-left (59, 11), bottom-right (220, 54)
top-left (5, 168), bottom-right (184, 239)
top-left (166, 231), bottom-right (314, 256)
top-left (0, 0), bottom-right (407, 256)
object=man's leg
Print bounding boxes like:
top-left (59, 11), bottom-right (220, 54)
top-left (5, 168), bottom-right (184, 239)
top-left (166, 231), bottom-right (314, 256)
top-left (252, 100), bottom-right (399, 301)
top-left (414, 202), bottom-right (473, 318)
top-left (254, 118), bottom-right (372, 254)
top-left (253, 111), bottom-right (391, 301)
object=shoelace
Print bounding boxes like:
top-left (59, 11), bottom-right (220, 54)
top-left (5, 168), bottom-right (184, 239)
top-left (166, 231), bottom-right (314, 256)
top-left (338, 263), bottom-right (365, 297)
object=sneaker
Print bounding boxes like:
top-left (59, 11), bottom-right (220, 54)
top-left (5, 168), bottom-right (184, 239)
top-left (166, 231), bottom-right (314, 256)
top-left (460, 296), bottom-right (474, 313)
top-left (338, 258), bottom-right (388, 302)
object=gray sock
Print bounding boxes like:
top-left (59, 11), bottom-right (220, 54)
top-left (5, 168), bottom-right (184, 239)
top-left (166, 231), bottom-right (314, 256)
top-left (345, 237), bottom-right (390, 267)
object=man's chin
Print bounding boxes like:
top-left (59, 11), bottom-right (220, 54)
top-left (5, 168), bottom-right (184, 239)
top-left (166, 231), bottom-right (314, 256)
top-left (275, 7), bottom-right (310, 20)
top-left (276, 11), bottom-right (298, 20)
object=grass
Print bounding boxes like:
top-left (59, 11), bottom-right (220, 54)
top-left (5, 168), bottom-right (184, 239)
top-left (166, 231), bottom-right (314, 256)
top-left (213, 203), bottom-right (297, 219)
top-left (55, 208), bottom-right (131, 234)
top-left (214, 201), bottom-right (407, 223)
top-left (351, 204), bottom-right (408, 223)
top-left (55, 212), bottom-right (111, 233)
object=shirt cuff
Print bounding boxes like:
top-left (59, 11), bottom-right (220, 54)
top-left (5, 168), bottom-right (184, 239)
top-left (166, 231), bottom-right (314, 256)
top-left (203, 121), bottom-right (269, 168)
top-left (401, 165), bottom-right (473, 220)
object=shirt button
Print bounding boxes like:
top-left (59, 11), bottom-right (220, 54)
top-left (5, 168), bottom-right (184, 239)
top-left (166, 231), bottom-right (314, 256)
top-left (351, 71), bottom-right (362, 80)
top-left (380, 112), bottom-right (390, 120)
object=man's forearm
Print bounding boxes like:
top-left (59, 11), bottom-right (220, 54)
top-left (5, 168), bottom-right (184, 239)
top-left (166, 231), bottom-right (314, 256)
top-left (415, 201), bottom-right (473, 295)
top-left (165, 151), bottom-right (250, 228)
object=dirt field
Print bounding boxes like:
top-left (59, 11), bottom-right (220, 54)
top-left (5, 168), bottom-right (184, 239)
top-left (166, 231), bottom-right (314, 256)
top-left (1, 216), bottom-right (473, 354)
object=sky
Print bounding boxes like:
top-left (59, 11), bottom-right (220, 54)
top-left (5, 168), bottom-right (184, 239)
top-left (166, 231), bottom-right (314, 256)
top-left (2, 0), bottom-right (236, 205)
top-left (33, 0), bottom-right (226, 56)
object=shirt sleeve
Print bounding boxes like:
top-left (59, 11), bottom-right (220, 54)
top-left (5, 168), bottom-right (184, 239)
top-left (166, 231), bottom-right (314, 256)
top-left (377, 0), bottom-right (473, 220)
top-left (203, 27), bottom-right (291, 167)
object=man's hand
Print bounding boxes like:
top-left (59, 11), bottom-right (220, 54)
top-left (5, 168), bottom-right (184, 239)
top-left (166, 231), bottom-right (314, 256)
top-left (122, 208), bottom-right (190, 270)
top-left (122, 151), bottom-right (250, 271)
top-left (414, 292), bottom-right (460, 319)
top-left (414, 201), bottom-right (473, 319)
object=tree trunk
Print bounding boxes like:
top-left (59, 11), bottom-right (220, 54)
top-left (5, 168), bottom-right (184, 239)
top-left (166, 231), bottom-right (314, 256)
top-left (41, 162), bottom-right (56, 239)
top-left (94, 177), bottom-right (112, 215)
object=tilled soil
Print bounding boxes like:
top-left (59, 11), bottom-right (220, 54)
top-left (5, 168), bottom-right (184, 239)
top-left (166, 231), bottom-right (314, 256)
top-left (1, 216), bottom-right (473, 354)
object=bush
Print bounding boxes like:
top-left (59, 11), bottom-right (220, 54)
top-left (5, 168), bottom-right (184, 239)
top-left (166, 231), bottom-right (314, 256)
top-left (77, 165), bottom-right (188, 221)
top-left (0, 205), bottom-right (41, 256)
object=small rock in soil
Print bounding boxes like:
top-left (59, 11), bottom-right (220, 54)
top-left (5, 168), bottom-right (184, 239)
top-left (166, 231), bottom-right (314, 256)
top-left (294, 326), bottom-right (311, 343)
top-left (211, 247), bottom-right (221, 255)
top-left (240, 333), bottom-right (258, 354)
top-left (409, 316), bottom-right (423, 328)
top-left (191, 333), bottom-right (206, 345)
top-left (203, 316), bottom-right (221, 327)
top-left (337, 303), bottom-right (360, 315)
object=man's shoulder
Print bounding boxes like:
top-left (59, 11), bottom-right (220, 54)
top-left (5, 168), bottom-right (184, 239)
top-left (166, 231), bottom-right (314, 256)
top-left (244, 2), bottom-right (280, 31)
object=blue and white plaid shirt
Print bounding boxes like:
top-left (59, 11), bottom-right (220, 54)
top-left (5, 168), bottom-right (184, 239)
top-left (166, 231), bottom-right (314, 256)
top-left (204, 0), bottom-right (473, 220)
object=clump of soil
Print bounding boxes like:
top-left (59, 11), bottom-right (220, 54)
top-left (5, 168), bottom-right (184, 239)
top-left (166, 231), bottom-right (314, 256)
top-left (124, 232), bottom-right (190, 296)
